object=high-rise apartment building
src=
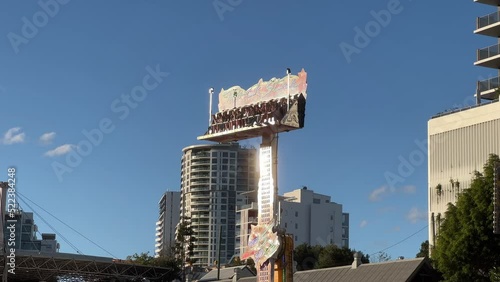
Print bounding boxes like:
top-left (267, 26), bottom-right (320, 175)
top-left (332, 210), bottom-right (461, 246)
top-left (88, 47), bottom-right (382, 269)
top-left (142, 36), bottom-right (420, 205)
top-left (428, 0), bottom-right (500, 250)
top-left (155, 191), bottom-right (180, 257)
top-left (236, 187), bottom-right (349, 256)
top-left (180, 143), bottom-right (258, 267)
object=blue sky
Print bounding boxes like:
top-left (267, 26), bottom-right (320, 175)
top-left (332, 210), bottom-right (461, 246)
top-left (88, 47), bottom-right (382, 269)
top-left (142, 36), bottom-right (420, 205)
top-left (0, 0), bottom-right (493, 260)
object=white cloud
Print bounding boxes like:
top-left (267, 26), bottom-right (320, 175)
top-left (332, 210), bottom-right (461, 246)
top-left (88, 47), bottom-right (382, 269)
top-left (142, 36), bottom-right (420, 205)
top-left (370, 185), bottom-right (418, 202)
top-left (44, 144), bottom-right (75, 157)
top-left (402, 185), bottom-right (417, 194)
top-left (39, 132), bottom-right (56, 145)
top-left (2, 127), bottom-right (26, 145)
top-left (369, 186), bottom-right (389, 202)
top-left (360, 220), bottom-right (368, 228)
top-left (406, 207), bottom-right (427, 224)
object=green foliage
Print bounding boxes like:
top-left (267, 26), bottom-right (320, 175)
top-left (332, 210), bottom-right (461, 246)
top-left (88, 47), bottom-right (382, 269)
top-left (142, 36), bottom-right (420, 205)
top-left (293, 243), bottom-right (322, 270)
top-left (127, 251), bottom-right (182, 281)
top-left (245, 258), bottom-right (257, 274)
top-left (491, 267), bottom-right (500, 282)
top-left (293, 243), bottom-right (369, 270)
top-left (436, 184), bottom-right (442, 196)
top-left (175, 217), bottom-right (197, 265)
top-left (126, 252), bottom-right (155, 265)
top-left (433, 154), bottom-right (500, 282)
top-left (416, 240), bottom-right (429, 258)
top-left (372, 251), bottom-right (391, 263)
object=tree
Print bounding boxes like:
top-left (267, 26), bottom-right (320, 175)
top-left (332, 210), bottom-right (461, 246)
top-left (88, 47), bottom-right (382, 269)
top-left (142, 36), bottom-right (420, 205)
top-left (372, 251), bottom-right (391, 263)
top-left (433, 154), bottom-right (500, 282)
top-left (293, 243), bottom-right (322, 271)
top-left (317, 245), bottom-right (354, 268)
top-left (245, 258), bottom-right (256, 273)
top-left (175, 217), bottom-right (197, 281)
top-left (294, 243), bottom-right (369, 270)
top-left (126, 252), bottom-right (155, 265)
top-left (126, 251), bottom-right (182, 281)
top-left (416, 240), bottom-right (429, 258)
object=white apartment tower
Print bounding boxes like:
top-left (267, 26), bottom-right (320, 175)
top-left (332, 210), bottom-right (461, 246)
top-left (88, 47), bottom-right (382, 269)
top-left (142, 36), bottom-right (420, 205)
top-left (428, 0), bottom-right (500, 251)
top-left (155, 191), bottom-right (180, 257)
top-left (236, 187), bottom-right (349, 256)
top-left (180, 143), bottom-right (258, 267)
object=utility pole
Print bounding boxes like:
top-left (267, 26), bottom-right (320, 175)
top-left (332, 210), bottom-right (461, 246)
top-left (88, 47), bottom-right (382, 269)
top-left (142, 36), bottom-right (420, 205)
top-left (217, 224), bottom-right (222, 280)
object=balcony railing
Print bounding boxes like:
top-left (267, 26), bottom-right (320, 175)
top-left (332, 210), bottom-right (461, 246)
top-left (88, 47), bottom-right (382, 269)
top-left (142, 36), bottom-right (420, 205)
top-left (477, 11), bottom-right (500, 29)
top-left (479, 76), bottom-right (500, 93)
top-left (477, 44), bottom-right (500, 61)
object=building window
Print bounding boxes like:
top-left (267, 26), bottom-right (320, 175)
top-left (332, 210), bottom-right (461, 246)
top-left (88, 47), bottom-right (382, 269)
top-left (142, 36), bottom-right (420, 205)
top-left (223, 152), bottom-right (229, 157)
top-left (295, 211), bottom-right (298, 217)
top-left (330, 215), bottom-right (333, 220)
top-left (284, 223), bottom-right (287, 228)
top-left (295, 223), bottom-right (298, 229)
top-left (313, 198), bottom-right (320, 204)
top-left (295, 236), bottom-right (298, 241)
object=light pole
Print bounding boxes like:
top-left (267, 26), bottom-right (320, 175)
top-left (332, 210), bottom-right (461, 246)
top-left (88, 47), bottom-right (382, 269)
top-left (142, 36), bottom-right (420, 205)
top-left (209, 87), bottom-right (214, 127)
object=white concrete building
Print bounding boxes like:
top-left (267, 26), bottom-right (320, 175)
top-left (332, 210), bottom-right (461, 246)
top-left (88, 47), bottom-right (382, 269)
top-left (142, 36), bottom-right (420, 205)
top-left (428, 0), bottom-right (500, 251)
top-left (236, 187), bottom-right (349, 256)
top-left (180, 143), bottom-right (258, 267)
top-left (428, 101), bottom-right (500, 249)
top-left (155, 191), bottom-right (180, 257)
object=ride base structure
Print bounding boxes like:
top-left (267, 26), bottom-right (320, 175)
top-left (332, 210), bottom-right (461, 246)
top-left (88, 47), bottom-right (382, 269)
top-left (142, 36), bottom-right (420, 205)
top-left (198, 69), bottom-right (308, 282)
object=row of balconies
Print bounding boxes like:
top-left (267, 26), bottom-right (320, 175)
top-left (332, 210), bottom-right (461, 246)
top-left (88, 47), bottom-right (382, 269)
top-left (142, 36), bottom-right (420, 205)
top-left (474, 0), bottom-right (500, 100)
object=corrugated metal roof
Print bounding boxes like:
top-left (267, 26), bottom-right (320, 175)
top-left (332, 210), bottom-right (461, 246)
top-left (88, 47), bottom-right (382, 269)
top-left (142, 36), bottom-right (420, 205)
top-left (202, 258), bottom-right (432, 282)
top-left (198, 265), bottom-right (255, 281)
top-left (293, 258), bottom-right (425, 282)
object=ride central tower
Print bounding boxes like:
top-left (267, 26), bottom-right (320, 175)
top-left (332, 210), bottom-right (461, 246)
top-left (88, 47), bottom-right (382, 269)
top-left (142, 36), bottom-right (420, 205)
top-left (198, 69), bottom-right (308, 282)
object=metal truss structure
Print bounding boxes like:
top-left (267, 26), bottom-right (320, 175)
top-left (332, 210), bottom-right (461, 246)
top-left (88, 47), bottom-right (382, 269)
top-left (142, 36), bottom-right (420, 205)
top-left (0, 253), bottom-right (174, 282)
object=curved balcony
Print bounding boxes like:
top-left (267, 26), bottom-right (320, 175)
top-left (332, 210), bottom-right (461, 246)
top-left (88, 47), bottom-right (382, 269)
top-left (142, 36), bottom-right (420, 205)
top-left (190, 179), bottom-right (210, 185)
top-left (475, 44), bottom-right (500, 68)
top-left (191, 166), bottom-right (210, 172)
top-left (190, 187), bottom-right (209, 193)
top-left (190, 173), bottom-right (210, 179)
top-left (191, 153), bottom-right (210, 160)
top-left (190, 160), bottom-right (210, 165)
